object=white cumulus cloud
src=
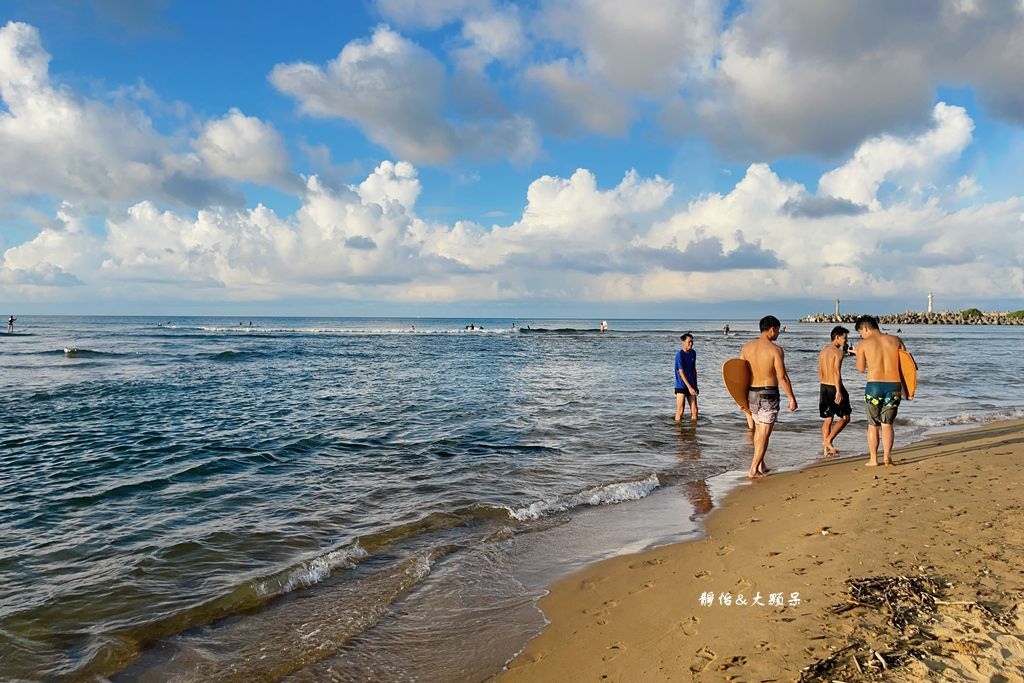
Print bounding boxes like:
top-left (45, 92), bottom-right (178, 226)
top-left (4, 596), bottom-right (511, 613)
top-left (195, 109), bottom-right (293, 187)
top-left (269, 25), bottom-right (539, 164)
top-left (819, 103), bottom-right (974, 207)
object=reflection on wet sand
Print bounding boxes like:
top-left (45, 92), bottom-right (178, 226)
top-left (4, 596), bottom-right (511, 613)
top-left (675, 423), bottom-right (713, 517)
top-left (683, 480), bottom-right (713, 517)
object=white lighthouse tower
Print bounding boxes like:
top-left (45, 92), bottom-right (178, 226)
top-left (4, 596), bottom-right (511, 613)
top-left (927, 292), bottom-right (934, 314)
top-left (835, 298), bottom-right (840, 317)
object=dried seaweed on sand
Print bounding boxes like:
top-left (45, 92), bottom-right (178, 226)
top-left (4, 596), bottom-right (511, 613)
top-left (800, 575), bottom-right (942, 681)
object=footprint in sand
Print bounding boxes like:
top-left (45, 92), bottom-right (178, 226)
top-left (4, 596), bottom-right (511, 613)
top-left (734, 578), bottom-right (754, 592)
top-left (717, 655), bottom-right (748, 670)
top-left (693, 569), bottom-right (710, 578)
top-left (628, 582), bottom-right (656, 595)
top-left (689, 646), bottom-right (716, 673)
top-left (679, 615), bottom-right (700, 636)
top-left (583, 602), bottom-right (617, 625)
top-left (716, 545), bottom-right (735, 556)
top-left (629, 557), bottom-right (665, 569)
top-left (602, 642), bottom-right (626, 662)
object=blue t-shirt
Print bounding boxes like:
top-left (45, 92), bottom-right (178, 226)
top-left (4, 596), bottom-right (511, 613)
top-left (674, 349), bottom-right (697, 389)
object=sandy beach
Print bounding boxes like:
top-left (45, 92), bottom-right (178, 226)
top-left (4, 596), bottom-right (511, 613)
top-left (502, 419), bottom-right (1024, 682)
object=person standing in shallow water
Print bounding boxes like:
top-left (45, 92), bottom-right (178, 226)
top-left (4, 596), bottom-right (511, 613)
top-left (673, 333), bottom-right (699, 422)
top-left (6, 315), bottom-right (14, 333)
top-left (739, 316), bottom-right (797, 478)
top-left (854, 315), bottom-right (915, 466)
top-left (818, 325), bottom-right (852, 455)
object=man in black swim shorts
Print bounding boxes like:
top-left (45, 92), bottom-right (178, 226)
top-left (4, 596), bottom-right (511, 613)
top-left (818, 326), bottom-right (852, 455)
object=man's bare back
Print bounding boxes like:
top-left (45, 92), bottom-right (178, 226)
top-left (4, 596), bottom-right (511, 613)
top-left (818, 343), bottom-right (845, 388)
top-left (741, 336), bottom-right (786, 387)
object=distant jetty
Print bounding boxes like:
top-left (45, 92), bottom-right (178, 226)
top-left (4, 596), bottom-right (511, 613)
top-left (800, 310), bottom-right (1024, 325)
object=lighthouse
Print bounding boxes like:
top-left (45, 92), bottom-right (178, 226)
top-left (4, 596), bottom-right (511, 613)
top-left (928, 292), bottom-right (934, 314)
top-left (835, 298), bottom-right (840, 317)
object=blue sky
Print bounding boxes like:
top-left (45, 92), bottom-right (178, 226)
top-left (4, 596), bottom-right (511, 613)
top-left (1, 0), bottom-right (1022, 317)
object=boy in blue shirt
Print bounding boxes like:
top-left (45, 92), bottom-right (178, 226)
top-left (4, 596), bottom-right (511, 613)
top-left (674, 333), bottom-right (699, 422)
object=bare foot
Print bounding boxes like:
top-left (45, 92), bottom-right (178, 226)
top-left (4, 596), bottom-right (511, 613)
top-left (748, 470), bottom-right (766, 479)
top-left (865, 460), bottom-right (879, 467)
top-left (884, 459), bottom-right (896, 466)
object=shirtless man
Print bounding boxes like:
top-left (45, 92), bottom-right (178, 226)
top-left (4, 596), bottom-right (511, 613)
top-left (818, 326), bottom-right (852, 455)
top-left (739, 316), bottom-right (797, 478)
top-left (854, 315), bottom-right (915, 466)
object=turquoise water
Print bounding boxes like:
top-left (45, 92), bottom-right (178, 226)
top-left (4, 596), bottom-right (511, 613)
top-left (2, 316), bottom-right (1022, 680)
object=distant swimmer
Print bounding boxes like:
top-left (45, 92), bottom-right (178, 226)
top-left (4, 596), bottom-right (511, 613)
top-left (818, 326), bottom-right (852, 456)
top-left (855, 315), bottom-right (916, 467)
top-left (6, 315), bottom-right (14, 333)
top-left (673, 333), bottom-right (699, 422)
top-left (600, 320), bottom-right (608, 333)
top-left (739, 315), bottom-right (797, 478)
top-left (723, 323), bottom-right (730, 336)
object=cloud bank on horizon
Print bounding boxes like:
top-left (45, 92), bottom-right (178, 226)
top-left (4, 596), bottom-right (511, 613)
top-left (1, 0), bottom-right (1023, 314)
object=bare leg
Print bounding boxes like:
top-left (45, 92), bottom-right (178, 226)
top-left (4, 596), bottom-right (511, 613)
top-left (881, 423), bottom-right (895, 465)
top-left (744, 411), bottom-right (754, 430)
top-left (825, 415), bottom-right (850, 454)
top-left (749, 422), bottom-right (773, 478)
top-left (688, 395), bottom-right (698, 421)
top-left (675, 393), bottom-right (684, 422)
top-left (866, 424), bottom-right (880, 466)
top-left (821, 418), bottom-right (833, 454)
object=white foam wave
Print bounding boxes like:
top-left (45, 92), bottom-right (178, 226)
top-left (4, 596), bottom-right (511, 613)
top-left (506, 473), bottom-right (661, 521)
top-left (255, 543), bottom-right (368, 597)
top-left (906, 408), bottom-right (1024, 428)
top-left (193, 326), bottom-right (513, 335)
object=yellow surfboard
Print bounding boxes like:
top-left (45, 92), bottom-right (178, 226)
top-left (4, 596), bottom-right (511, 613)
top-left (898, 348), bottom-right (917, 398)
top-left (722, 358), bottom-right (752, 412)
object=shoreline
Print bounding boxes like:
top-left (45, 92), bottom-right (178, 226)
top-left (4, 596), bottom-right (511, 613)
top-left (501, 418), bottom-right (1024, 681)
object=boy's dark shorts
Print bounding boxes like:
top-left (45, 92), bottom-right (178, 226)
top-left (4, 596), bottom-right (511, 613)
top-left (818, 384), bottom-right (852, 419)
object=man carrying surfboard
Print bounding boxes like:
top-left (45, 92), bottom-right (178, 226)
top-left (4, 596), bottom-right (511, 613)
top-left (739, 316), bottom-right (797, 478)
top-left (854, 315), bottom-right (916, 466)
top-left (818, 326), bottom-right (852, 456)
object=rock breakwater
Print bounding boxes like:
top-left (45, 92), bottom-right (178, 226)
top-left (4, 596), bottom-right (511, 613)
top-left (800, 311), bottom-right (1024, 325)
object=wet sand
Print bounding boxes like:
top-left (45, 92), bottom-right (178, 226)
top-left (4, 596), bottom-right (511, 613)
top-left (502, 419), bottom-right (1024, 681)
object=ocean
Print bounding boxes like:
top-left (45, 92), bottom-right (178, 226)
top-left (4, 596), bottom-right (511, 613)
top-left (2, 316), bottom-right (1022, 681)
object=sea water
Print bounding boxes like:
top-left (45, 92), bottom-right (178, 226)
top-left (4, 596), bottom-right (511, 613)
top-left (1, 316), bottom-right (1022, 681)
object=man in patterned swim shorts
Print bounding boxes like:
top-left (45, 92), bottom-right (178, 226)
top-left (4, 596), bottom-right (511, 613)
top-left (739, 316), bottom-right (797, 478)
top-left (854, 315), bottom-right (915, 466)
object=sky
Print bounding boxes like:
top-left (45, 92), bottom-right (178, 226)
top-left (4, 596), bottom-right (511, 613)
top-left (1, 0), bottom-right (1023, 318)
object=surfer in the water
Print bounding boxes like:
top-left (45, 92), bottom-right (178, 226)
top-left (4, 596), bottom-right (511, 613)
top-left (854, 315), bottom-right (914, 467)
top-left (6, 315), bottom-right (14, 333)
top-left (673, 333), bottom-right (699, 422)
top-left (818, 326), bottom-right (852, 456)
top-left (739, 315), bottom-right (797, 478)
